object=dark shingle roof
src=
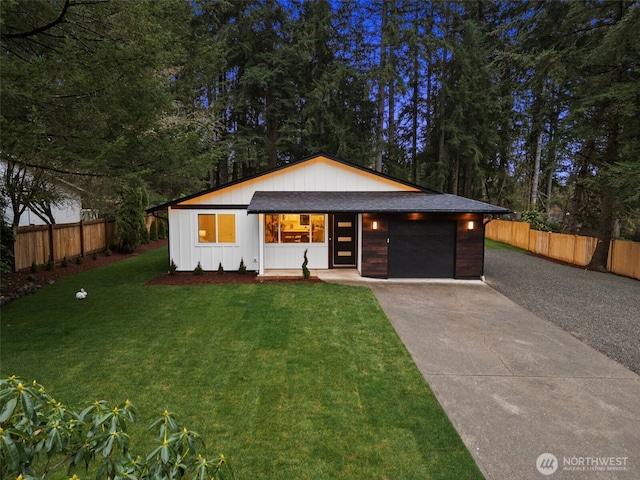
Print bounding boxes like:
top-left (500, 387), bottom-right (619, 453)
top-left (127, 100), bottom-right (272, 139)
top-left (247, 191), bottom-right (511, 214)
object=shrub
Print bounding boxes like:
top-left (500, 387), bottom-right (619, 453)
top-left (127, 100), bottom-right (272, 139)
top-left (92, 251), bottom-right (98, 261)
top-left (75, 256), bottom-right (84, 265)
top-left (141, 225), bottom-right (150, 245)
top-left (238, 257), bottom-right (247, 274)
top-left (0, 376), bottom-right (232, 479)
top-left (115, 184), bottom-right (149, 253)
top-left (217, 262), bottom-right (224, 274)
top-left (521, 210), bottom-right (554, 232)
top-left (157, 218), bottom-right (167, 239)
top-left (149, 219), bottom-right (159, 241)
top-left (194, 261), bottom-right (204, 275)
top-left (302, 249), bottom-right (310, 279)
top-left (61, 256), bottom-right (68, 268)
top-left (0, 215), bottom-right (14, 273)
top-left (30, 261), bottom-right (38, 274)
top-left (105, 246), bottom-right (112, 257)
top-left (45, 258), bottom-right (54, 271)
top-left (169, 259), bottom-right (178, 275)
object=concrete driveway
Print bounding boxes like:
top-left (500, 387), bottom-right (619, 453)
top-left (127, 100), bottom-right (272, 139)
top-left (367, 281), bottom-right (640, 480)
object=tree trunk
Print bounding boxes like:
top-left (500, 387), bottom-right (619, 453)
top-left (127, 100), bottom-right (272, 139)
top-left (566, 140), bottom-right (593, 234)
top-left (530, 80), bottom-right (547, 209)
top-left (375, 0), bottom-right (387, 172)
top-left (530, 129), bottom-right (543, 208)
top-left (588, 113), bottom-right (619, 270)
top-left (266, 86), bottom-right (278, 168)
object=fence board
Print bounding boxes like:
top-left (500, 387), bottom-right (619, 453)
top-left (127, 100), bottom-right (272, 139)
top-left (83, 221), bottom-right (106, 254)
top-left (485, 220), bottom-right (639, 281)
top-left (13, 226), bottom-right (50, 271)
top-left (574, 236), bottom-right (598, 266)
top-left (529, 230), bottom-right (550, 256)
top-left (511, 222), bottom-right (530, 250)
top-left (549, 233), bottom-right (576, 264)
top-left (53, 223), bottom-right (81, 262)
top-left (12, 219), bottom-right (117, 272)
top-left (608, 240), bottom-right (640, 280)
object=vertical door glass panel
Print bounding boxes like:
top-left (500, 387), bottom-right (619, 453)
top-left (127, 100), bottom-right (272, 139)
top-left (311, 215), bottom-right (325, 242)
top-left (265, 215), bottom-right (279, 243)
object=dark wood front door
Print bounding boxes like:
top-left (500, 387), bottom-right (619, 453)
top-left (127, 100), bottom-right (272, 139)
top-left (332, 214), bottom-right (357, 266)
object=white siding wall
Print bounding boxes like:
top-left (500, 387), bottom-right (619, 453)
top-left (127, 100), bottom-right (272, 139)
top-left (181, 157), bottom-right (416, 206)
top-left (169, 208), bottom-right (259, 272)
top-left (264, 244), bottom-right (328, 269)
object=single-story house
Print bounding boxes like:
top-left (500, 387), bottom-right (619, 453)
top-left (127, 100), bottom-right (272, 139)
top-left (148, 154), bottom-right (510, 279)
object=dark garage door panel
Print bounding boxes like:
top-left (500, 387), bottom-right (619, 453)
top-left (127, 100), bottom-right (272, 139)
top-left (388, 220), bottom-right (456, 278)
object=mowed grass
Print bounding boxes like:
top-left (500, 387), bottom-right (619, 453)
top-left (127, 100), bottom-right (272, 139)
top-left (485, 238), bottom-right (527, 252)
top-left (1, 248), bottom-right (483, 479)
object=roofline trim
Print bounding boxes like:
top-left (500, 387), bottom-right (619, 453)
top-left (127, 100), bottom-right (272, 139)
top-left (146, 153), bottom-right (438, 212)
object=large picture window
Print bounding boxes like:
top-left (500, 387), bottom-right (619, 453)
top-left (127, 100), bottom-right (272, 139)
top-left (265, 214), bottom-right (325, 243)
top-left (198, 214), bottom-right (236, 243)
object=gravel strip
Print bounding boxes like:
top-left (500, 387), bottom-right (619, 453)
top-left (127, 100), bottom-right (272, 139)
top-left (484, 249), bottom-right (640, 375)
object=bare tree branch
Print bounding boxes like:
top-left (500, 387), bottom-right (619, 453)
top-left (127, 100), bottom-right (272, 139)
top-left (1, 0), bottom-right (70, 40)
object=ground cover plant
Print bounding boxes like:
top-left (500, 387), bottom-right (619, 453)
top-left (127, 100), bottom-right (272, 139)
top-left (0, 248), bottom-right (483, 479)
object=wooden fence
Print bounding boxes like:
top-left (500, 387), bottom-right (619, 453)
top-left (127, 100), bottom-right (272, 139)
top-left (485, 219), bottom-right (640, 280)
top-left (12, 219), bottom-right (116, 272)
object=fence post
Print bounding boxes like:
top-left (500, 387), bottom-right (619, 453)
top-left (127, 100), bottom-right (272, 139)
top-left (11, 226), bottom-right (18, 272)
top-left (80, 220), bottom-right (85, 257)
top-left (48, 224), bottom-right (55, 264)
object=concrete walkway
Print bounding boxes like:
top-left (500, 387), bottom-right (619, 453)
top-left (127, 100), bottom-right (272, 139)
top-left (317, 271), bottom-right (640, 479)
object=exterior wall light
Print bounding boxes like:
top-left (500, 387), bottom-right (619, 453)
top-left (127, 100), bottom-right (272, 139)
top-left (373, 221), bottom-right (378, 230)
top-left (467, 221), bottom-right (474, 230)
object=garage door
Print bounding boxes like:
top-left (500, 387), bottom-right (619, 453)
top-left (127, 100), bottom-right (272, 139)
top-left (388, 220), bottom-right (456, 278)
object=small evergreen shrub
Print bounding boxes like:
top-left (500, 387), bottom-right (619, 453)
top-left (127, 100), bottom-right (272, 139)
top-left (75, 256), bottom-right (83, 265)
top-left (157, 219), bottom-right (166, 239)
top-left (194, 261), bottom-right (204, 275)
top-left (238, 257), bottom-right (246, 274)
top-left (61, 256), bottom-right (68, 268)
top-left (105, 246), bottom-right (112, 257)
top-left (45, 258), bottom-right (54, 271)
top-left (92, 252), bottom-right (98, 261)
top-left (149, 219), bottom-right (159, 241)
top-left (217, 262), bottom-right (224, 274)
top-left (30, 261), bottom-right (38, 274)
top-left (302, 249), bottom-right (310, 279)
top-left (169, 259), bottom-right (178, 275)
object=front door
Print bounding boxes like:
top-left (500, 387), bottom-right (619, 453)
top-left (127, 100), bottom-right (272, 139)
top-left (332, 214), bottom-right (357, 267)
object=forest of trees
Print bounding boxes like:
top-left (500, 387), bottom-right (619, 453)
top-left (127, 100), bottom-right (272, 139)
top-left (1, 1), bottom-right (639, 268)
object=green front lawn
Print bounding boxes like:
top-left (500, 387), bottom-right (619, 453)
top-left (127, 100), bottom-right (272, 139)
top-left (1, 248), bottom-right (483, 479)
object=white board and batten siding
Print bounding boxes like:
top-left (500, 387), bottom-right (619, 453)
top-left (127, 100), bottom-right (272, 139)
top-left (168, 156), bottom-right (417, 272)
top-left (168, 208), bottom-right (259, 272)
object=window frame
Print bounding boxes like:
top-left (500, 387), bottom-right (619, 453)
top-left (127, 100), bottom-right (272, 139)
top-left (264, 214), bottom-right (326, 244)
top-left (197, 213), bottom-right (236, 244)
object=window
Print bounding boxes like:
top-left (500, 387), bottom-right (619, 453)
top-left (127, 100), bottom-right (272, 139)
top-left (198, 214), bottom-right (236, 243)
top-left (265, 214), bottom-right (325, 244)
